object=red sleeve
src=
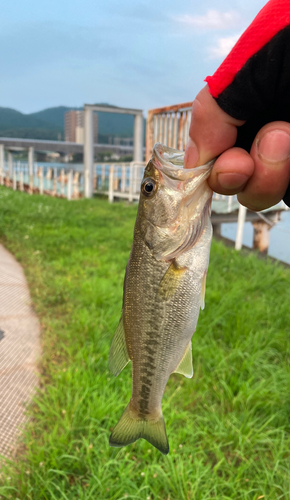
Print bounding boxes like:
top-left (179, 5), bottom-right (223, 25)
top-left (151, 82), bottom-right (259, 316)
top-left (205, 0), bottom-right (290, 99)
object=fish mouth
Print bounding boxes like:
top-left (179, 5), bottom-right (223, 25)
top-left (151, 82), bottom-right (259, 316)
top-left (153, 143), bottom-right (215, 188)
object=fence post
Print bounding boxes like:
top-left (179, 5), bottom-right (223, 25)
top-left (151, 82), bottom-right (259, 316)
top-left (73, 172), bottom-right (79, 198)
top-left (121, 166), bottom-right (126, 193)
top-left (102, 165), bottom-right (106, 190)
top-left (39, 167), bottom-right (43, 195)
top-left (60, 169), bottom-right (65, 196)
top-left (0, 145), bottom-right (4, 185)
top-left (67, 170), bottom-right (73, 200)
top-left (128, 164), bottom-right (134, 202)
top-left (52, 168), bottom-right (57, 196)
top-left (108, 165), bottom-right (114, 203)
top-left (20, 171), bottom-right (24, 192)
top-left (235, 204), bottom-right (247, 250)
top-left (7, 151), bottom-right (13, 188)
top-left (5, 166), bottom-right (9, 187)
top-left (28, 146), bottom-right (34, 194)
top-left (252, 221), bottom-right (271, 254)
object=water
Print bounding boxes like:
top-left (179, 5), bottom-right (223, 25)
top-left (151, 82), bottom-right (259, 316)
top-left (221, 210), bottom-right (290, 265)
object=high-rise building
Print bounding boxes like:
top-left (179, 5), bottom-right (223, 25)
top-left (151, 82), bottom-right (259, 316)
top-left (65, 110), bottom-right (98, 144)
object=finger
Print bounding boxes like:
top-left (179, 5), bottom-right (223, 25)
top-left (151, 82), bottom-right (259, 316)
top-left (237, 122), bottom-right (290, 211)
top-left (207, 148), bottom-right (255, 195)
top-left (184, 85), bottom-right (244, 168)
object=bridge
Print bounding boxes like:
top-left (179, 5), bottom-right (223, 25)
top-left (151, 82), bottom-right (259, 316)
top-left (0, 137), bottom-right (135, 155)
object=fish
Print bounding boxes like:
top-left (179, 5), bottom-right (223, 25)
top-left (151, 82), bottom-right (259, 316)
top-left (108, 143), bottom-right (214, 455)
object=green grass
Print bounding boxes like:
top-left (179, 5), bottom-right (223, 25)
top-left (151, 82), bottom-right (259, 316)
top-left (0, 186), bottom-right (290, 499)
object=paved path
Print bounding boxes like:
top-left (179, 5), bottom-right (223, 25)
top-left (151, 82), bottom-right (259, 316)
top-left (0, 244), bottom-right (40, 459)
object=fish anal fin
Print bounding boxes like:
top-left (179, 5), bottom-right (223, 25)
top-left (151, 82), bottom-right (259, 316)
top-left (200, 270), bottom-right (207, 310)
top-left (109, 403), bottom-right (169, 455)
top-left (173, 341), bottom-right (193, 379)
top-left (158, 261), bottom-right (187, 300)
top-left (109, 315), bottom-right (130, 377)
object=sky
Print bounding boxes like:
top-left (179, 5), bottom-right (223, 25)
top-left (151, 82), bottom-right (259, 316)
top-left (0, 0), bottom-right (267, 114)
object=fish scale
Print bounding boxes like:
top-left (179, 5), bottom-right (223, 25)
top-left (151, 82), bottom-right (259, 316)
top-left (109, 143), bottom-right (214, 454)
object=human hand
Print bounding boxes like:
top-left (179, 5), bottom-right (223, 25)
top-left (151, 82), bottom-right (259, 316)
top-left (184, 85), bottom-right (290, 211)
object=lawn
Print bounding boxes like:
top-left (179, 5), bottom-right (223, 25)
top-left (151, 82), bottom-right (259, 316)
top-left (0, 186), bottom-right (290, 500)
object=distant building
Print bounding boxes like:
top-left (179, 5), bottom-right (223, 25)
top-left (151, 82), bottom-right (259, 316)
top-left (65, 110), bottom-right (98, 144)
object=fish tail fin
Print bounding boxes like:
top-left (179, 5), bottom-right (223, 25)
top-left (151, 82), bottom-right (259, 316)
top-left (109, 403), bottom-right (169, 455)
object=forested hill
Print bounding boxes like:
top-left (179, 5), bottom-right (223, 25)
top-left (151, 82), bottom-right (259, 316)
top-left (0, 105), bottom-right (141, 141)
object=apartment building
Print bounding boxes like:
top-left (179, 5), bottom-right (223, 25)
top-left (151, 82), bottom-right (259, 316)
top-left (65, 110), bottom-right (98, 144)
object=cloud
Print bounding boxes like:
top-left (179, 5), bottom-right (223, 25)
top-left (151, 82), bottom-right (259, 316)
top-left (208, 33), bottom-right (241, 59)
top-left (176, 9), bottom-right (242, 30)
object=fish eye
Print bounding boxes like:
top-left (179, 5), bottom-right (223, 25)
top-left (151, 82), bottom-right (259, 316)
top-left (141, 178), bottom-right (157, 197)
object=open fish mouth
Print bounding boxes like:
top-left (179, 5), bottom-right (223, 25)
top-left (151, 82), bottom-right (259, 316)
top-left (153, 143), bottom-right (215, 187)
top-left (141, 144), bottom-right (215, 261)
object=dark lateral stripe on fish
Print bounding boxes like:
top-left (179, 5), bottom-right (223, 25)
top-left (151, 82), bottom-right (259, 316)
top-left (141, 360), bottom-right (156, 369)
top-left (145, 330), bottom-right (157, 338)
top-left (140, 369), bottom-right (155, 378)
top-left (144, 346), bottom-right (156, 356)
top-left (140, 385), bottom-right (150, 398)
top-left (140, 376), bottom-right (153, 386)
top-left (144, 355), bottom-right (156, 365)
top-left (144, 338), bottom-right (159, 346)
top-left (139, 383), bottom-right (151, 415)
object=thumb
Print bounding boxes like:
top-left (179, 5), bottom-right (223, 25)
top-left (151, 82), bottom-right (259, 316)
top-left (184, 85), bottom-right (245, 168)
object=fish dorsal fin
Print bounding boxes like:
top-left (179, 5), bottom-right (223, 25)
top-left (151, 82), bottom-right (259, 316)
top-left (173, 341), bottom-right (193, 379)
top-left (109, 315), bottom-right (130, 377)
top-left (200, 270), bottom-right (207, 310)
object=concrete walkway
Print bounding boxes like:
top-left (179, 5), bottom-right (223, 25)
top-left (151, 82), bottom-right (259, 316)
top-left (0, 244), bottom-right (40, 459)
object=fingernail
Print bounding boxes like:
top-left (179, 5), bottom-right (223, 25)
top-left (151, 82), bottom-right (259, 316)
top-left (258, 130), bottom-right (290, 162)
top-left (217, 173), bottom-right (249, 190)
top-left (184, 137), bottom-right (199, 168)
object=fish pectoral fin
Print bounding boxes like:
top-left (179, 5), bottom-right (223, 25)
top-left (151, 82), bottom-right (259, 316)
top-left (109, 403), bottom-right (169, 455)
top-left (158, 261), bottom-right (187, 300)
top-left (173, 341), bottom-right (193, 379)
top-left (108, 314), bottom-right (130, 377)
top-left (200, 270), bottom-right (207, 310)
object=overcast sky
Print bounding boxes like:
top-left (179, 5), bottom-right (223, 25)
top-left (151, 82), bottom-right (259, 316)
top-left (0, 0), bottom-right (266, 114)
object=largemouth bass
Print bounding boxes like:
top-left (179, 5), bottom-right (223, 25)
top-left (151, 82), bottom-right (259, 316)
top-left (109, 143), bottom-right (214, 454)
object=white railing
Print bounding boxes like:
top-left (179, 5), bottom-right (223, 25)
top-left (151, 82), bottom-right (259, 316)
top-left (0, 160), bottom-right (84, 199)
top-left (95, 162), bottom-right (145, 202)
top-left (1, 159), bottom-right (288, 253)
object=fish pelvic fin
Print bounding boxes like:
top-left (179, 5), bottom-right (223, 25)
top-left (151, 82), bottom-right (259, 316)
top-left (173, 340), bottom-right (193, 378)
top-left (109, 314), bottom-right (130, 377)
top-left (109, 403), bottom-right (169, 455)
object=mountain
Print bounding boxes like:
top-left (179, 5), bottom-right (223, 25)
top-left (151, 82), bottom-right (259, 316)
top-left (0, 107), bottom-right (61, 131)
top-left (0, 105), bottom-right (143, 142)
top-left (29, 106), bottom-right (80, 130)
